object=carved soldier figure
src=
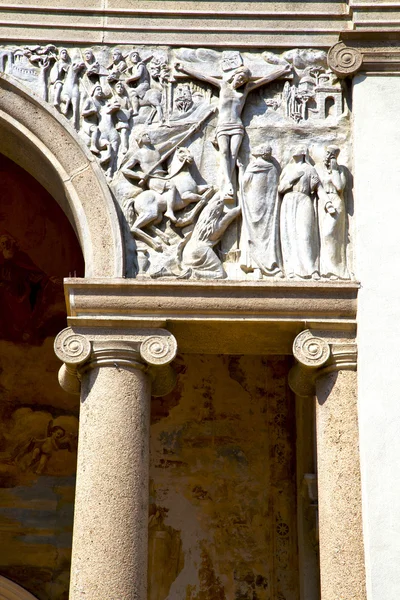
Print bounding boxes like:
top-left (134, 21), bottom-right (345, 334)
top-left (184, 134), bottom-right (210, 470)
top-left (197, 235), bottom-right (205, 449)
top-left (50, 47), bottom-right (70, 108)
top-left (175, 59), bottom-right (291, 201)
top-left (107, 48), bottom-right (128, 83)
top-left (316, 145), bottom-right (349, 279)
top-left (279, 145), bottom-right (328, 279)
top-left (125, 50), bottom-right (151, 115)
top-left (239, 144), bottom-right (283, 277)
top-left (113, 81), bottom-right (133, 155)
top-left (83, 48), bottom-right (101, 80)
top-left (50, 48), bottom-right (85, 129)
top-left (121, 132), bottom-right (179, 222)
top-left (81, 84), bottom-right (121, 177)
top-left (175, 84), bottom-right (193, 113)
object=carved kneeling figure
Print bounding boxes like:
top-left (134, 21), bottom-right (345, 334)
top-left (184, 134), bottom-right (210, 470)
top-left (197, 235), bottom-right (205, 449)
top-left (180, 194), bottom-right (241, 279)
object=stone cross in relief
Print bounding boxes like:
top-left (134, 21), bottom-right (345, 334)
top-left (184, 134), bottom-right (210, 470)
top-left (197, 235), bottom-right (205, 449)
top-left (174, 58), bottom-right (291, 202)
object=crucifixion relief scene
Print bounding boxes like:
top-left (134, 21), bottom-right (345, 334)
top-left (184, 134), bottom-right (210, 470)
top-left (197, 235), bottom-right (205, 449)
top-left (0, 44), bottom-right (352, 282)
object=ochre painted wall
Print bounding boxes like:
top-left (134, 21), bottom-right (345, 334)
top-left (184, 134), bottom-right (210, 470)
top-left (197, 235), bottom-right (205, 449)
top-left (149, 354), bottom-right (298, 600)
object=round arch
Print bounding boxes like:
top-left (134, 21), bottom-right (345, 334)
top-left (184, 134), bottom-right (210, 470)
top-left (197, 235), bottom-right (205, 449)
top-left (0, 73), bottom-right (124, 278)
top-left (0, 576), bottom-right (39, 600)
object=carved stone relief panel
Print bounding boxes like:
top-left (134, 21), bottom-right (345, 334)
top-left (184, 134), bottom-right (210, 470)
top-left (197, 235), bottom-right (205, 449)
top-left (0, 45), bottom-right (353, 281)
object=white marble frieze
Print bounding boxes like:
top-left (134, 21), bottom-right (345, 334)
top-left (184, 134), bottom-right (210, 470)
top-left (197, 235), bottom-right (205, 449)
top-left (0, 45), bottom-right (352, 281)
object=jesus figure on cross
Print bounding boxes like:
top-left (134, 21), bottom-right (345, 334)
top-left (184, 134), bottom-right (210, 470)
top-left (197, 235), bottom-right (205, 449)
top-left (175, 58), bottom-right (291, 201)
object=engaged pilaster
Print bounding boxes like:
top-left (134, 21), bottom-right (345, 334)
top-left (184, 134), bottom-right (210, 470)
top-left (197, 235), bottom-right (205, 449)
top-left (54, 327), bottom-right (178, 600)
top-left (289, 330), bottom-right (366, 600)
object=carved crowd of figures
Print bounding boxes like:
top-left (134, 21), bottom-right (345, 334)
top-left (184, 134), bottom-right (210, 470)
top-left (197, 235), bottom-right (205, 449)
top-left (0, 44), bottom-right (350, 281)
top-left (122, 135), bottom-right (349, 281)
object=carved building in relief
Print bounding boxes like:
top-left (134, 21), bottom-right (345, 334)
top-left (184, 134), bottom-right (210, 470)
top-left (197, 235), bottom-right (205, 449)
top-left (0, 44), bottom-right (352, 283)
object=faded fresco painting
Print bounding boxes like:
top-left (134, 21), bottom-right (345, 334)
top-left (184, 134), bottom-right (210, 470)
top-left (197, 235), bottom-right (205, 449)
top-left (0, 153), bottom-right (83, 599)
top-left (149, 355), bottom-right (298, 600)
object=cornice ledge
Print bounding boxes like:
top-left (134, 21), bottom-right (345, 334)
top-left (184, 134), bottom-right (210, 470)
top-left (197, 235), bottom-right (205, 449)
top-left (288, 329), bottom-right (357, 397)
top-left (62, 278), bottom-right (358, 355)
top-left (328, 32), bottom-right (400, 75)
top-left (54, 326), bottom-right (177, 397)
top-left (64, 278), bottom-right (359, 322)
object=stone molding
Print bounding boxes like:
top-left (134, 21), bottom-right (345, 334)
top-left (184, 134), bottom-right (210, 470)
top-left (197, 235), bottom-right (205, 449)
top-left (0, 2), bottom-right (351, 48)
top-left (54, 326), bottom-right (178, 396)
top-left (289, 329), bottom-right (357, 397)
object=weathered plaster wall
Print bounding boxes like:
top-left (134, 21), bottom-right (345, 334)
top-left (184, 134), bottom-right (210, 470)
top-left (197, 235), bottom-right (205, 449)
top-left (0, 154), bottom-right (83, 599)
top-left (149, 354), bottom-right (298, 600)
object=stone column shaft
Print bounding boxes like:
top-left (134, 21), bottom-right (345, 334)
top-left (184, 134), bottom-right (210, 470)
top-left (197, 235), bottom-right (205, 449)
top-left (54, 328), bottom-right (177, 600)
top-left (71, 355), bottom-right (150, 600)
top-left (315, 368), bottom-right (365, 600)
top-left (290, 330), bottom-right (366, 600)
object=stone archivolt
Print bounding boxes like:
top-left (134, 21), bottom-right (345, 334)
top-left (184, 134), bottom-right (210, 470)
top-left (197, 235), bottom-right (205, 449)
top-left (0, 44), bottom-right (352, 283)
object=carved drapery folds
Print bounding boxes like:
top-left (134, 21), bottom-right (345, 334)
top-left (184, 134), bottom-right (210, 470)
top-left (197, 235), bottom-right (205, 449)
top-left (54, 327), bottom-right (178, 396)
top-left (1, 44), bottom-right (354, 282)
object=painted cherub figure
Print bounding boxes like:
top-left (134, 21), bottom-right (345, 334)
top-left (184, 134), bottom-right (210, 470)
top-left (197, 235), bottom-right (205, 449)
top-left (175, 57), bottom-right (291, 201)
top-left (12, 421), bottom-right (77, 475)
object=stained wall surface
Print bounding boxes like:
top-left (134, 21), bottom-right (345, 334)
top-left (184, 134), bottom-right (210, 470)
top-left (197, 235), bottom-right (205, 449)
top-left (149, 354), bottom-right (299, 600)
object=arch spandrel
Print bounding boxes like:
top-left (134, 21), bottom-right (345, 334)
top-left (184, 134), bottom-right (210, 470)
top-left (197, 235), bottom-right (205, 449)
top-left (0, 74), bottom-right (124, 278)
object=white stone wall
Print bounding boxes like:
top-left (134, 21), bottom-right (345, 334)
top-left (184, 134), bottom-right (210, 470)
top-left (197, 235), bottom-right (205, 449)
top-left (354, 74), bottom-right (400, 600)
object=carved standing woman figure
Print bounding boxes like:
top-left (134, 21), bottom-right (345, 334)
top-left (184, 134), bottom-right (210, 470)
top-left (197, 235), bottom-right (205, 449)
top-left (239, 144), bottom-right (283, 277)
top-left (278, 146), bottom-right (324, 279)
top-left (316, 145), bottom-right (350, 279)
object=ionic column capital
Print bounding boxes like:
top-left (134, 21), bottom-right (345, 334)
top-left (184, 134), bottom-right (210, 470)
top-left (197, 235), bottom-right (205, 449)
top-left (289, 329), bottom-right (357, 397)
top-left (327, 41), bottom-right (363, 78)
top-left (54, 327), bottom-right (178, 396)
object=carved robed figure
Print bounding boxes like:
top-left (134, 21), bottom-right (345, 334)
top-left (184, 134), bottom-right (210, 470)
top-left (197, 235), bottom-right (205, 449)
top-left (239, 145), bottom-right (283, 277)
top-left (279, 146), bottom-right (322, 279)
top-left (316, 145), bottom-right (349, 279)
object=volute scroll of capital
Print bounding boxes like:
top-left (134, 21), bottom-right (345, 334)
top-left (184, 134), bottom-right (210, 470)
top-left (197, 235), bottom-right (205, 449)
top-left (327, 42), bottom-right (363, 77)
top-left (54, 328), bottom-right (91, 365)
top-left (140, 334), bottom-right (178, 367)
top-left (292, 330), bottom-right (330, 369)
top-left (0, 44), bottom-right (354, 282)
